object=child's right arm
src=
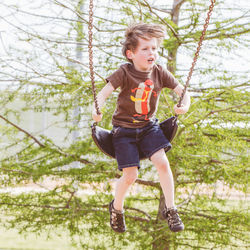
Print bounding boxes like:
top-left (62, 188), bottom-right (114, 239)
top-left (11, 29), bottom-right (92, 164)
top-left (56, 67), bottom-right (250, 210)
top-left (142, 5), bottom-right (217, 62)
top-left (92, 81), bottom-right (115, 122)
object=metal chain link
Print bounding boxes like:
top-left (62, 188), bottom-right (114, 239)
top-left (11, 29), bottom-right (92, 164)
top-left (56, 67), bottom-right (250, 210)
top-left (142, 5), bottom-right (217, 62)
top-left (178, 0), bottom-right (216, 107)
top-left (88, 0), bottom-right (101, 117)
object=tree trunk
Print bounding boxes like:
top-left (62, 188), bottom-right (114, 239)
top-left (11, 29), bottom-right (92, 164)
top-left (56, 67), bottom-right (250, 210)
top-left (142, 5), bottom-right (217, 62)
top-left (152, 194), bottom-right (170, 250)
top-left (167, 0), bottom-right (185, 74)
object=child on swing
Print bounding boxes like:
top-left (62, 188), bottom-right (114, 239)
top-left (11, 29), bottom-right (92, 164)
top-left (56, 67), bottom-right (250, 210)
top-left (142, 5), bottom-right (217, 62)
top-left (92, 23), bottom-right (190, 233)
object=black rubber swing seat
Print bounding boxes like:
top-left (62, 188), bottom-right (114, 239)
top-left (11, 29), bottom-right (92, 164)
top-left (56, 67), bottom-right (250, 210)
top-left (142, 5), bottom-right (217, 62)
top-left (91, 116), bottom-right (178, 160)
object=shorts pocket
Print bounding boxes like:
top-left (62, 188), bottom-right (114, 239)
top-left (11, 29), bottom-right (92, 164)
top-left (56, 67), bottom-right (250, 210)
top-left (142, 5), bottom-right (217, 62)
top-left (111, 126), bottom-right (122, 137)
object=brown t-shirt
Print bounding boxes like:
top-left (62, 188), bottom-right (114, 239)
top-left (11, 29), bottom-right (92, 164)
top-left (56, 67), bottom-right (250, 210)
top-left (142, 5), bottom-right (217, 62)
top-left (106, 63), bottom-right (178, 128)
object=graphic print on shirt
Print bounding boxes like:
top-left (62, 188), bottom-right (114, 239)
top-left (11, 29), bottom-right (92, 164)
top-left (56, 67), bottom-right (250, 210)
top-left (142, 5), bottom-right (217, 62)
top-left (130, 79), bottom-right (157, 122)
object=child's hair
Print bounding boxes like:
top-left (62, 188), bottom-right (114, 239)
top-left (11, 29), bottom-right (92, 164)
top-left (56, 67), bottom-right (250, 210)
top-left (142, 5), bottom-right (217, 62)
top-left (121, 23), bottom-right (166, 63)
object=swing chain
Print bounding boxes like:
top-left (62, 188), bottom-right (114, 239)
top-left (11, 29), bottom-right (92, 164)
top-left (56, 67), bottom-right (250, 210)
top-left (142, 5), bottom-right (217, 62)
top-left (178, 0), bottom-right (216, 107)
top-left (88, 0), bottom-right (101, 120)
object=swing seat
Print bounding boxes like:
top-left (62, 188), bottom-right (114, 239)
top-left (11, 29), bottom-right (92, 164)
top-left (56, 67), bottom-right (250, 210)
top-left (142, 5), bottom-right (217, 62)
top-left (91, 125), bottom-right (115, 158)
top-left (159, 116), bottom-right (178, 142)
top-left (91, 116), bottom-right (177, 160)
top-left (91, 124), bottom-right (148, 159)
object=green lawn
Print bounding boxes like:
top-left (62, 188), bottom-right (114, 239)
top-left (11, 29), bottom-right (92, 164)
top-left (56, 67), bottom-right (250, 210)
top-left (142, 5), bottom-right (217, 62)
top-left (0, 227), bottom-right (77, 250)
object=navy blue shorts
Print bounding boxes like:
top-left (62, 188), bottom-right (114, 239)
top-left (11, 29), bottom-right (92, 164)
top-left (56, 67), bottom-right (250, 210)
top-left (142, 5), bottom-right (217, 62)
top-left (112, 120), bottom-right (171, 171)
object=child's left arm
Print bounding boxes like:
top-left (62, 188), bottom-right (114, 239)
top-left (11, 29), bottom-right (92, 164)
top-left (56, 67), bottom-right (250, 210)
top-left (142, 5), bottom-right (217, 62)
top-left (173, 84), bottom-right (191, 115)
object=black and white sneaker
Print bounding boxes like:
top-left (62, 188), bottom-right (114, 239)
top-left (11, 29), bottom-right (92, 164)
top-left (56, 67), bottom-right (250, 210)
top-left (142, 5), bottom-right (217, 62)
top-left (162, 206), bottom-right (184, 232)
top-left (109, 200), bottom-right (126, 233)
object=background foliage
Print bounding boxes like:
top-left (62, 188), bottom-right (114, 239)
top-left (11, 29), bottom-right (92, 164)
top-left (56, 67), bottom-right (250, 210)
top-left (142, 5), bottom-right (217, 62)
top-left (0, 0), bottom-right (249, 249)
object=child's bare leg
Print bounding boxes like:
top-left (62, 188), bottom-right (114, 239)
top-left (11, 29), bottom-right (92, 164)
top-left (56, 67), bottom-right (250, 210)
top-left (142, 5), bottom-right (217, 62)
top-left (151, 149), bottom-right (175, 208)
top-left (113, 166), bottom-right (138, 211)
top-left (151, 149), bottom-right (184, 232)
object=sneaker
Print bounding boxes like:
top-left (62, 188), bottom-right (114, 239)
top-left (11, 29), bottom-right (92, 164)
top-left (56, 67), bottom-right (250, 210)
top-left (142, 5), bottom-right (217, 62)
top-left (109, 200), bottom-right (126, 233)
top-left (162, 206), bottom-right (184, 232)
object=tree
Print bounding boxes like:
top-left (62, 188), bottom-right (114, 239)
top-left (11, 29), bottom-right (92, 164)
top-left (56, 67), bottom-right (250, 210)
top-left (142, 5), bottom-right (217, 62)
top-left (0, 0), bottom-right (249, 249)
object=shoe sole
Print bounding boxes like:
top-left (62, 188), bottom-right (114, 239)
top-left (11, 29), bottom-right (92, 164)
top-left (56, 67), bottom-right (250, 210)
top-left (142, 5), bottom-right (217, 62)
top-left (171, 225), bottom-right (184, 232)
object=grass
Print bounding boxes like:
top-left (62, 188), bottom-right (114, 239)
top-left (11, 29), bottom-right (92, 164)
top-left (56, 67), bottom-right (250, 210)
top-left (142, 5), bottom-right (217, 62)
top-left (0, 227), bottom-right (76, 250)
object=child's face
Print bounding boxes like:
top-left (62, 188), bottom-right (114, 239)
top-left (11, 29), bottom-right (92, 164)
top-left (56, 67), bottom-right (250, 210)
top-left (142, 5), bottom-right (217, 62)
top-left (127, 37), bottom-right (159, 72)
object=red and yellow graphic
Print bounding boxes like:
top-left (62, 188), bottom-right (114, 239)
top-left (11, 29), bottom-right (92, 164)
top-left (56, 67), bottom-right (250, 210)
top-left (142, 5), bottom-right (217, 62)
top-left (130, 79), bottom-right (157, 122)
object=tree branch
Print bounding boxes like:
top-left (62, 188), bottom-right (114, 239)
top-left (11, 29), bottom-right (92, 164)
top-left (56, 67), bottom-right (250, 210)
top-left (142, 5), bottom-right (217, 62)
top-left (0, 115), bottom-right (91, 165)
top-left (0, 201), bottom-right (151, 222)
top-left (139, 0), bottom-right (179, 39)
top-left (125, 206), bottom-right (152, 220)
top-left (0, 114), bottom-right (45, 148)
top-left (181, 28), bottom-right (250, 45)
top-left (115, 173), bottom-right (160, 189)
top-left (191, 101), bottom-right (250, 125)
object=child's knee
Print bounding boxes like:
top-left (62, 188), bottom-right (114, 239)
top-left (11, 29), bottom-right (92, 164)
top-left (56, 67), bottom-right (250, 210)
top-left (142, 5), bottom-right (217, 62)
top-left (123, 167), bottom-right (138, 185)
top-left (155, 159), bottom-right (171, 174)
top-left (151, 150), bottom-right (170, 172)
